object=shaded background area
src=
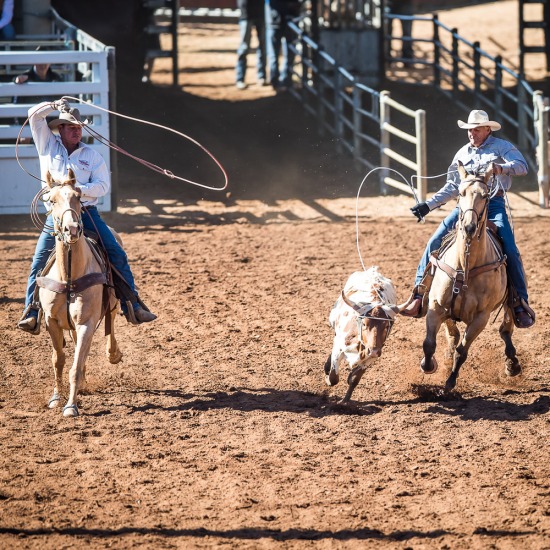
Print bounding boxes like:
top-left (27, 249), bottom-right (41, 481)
top-left (48, 0), bottom-right (548, 212)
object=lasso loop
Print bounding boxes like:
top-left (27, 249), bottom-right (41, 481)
top-left (15, 97), bottom-right (229, 233)
top-left (355, 168), bottom-right (450, 273)
top-left (60, 95), bottom-right (228, 192)
top-left (354, 165), bottom-right (514, 273)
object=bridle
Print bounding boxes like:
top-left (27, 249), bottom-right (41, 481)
top-left (457, 174), bottom-right (491, 242)
top-left (49, 190), bottom-right (84, 331)
top-left (341, 291), bottom-right (398, 348)
top-left (431, 171), bottom-right (505, 321)
top-left (52, 206), bottom-right (83, 245)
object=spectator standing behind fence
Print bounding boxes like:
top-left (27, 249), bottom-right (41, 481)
top-left (0, 0), bottom-right (15, 40)
top-left (388, 0), bottom-right (414, 62)
top-left (236, 0), bottom-right (267, 90)
top-left (266, 0), bottom-right (301, 92)
top-left (13, 49), bottom-right (63, 104)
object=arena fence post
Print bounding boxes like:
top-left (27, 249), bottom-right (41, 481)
top-left (534, 91), bottom-right (549, 208)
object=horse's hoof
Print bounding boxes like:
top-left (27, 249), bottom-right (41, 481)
top-left (63, 404), bottom-right (79, 417)
top-left (109, 351), bottom-right (123, 364)
top-left (505, 360), bottom-right (522, 377)
top-left (325, 370), bottom-right (339, 386)
top-left (48, 393), bottom-right (61, 408)
top-left (444, 376), bottom-right (457, 392)
top-left (421, 356), bottom-right (438, 374)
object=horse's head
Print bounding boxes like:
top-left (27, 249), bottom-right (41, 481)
top-left (46, 169), bottom-right (83, 245)
top-left (456, 160), bottom-right (494, 240)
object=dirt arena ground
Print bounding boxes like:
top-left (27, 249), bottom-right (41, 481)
top-left (1, 1), bottom-right (550, 548)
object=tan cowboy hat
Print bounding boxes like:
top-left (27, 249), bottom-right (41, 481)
top-left (457, 109), bottom-right (501, 131)
top-left (48, 109), bottom-right (88, 129)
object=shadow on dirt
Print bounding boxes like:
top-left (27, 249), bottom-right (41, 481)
top-left (425, 395), bottom-right (550, 421)
top-left (0, 524), bottom-right (537, 542)
top-left (118, 387), bottom-right (550, 420)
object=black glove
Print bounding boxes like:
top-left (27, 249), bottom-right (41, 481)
top-left (411, 202), bottom-right (430, 222)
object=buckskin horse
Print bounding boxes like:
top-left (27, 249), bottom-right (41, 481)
top-left (419, 161), bottom-right (520, 391)
top-left (37, 169), bottom-right (122, 417)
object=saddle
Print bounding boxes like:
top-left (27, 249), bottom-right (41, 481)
top-left (414, 225), bottom-right (528, 326)
top-left (32, 230), bottom-right (152, 331)
top-left (80, 230), bottom-right (154, 326)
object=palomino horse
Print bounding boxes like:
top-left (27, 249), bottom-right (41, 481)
top-left (37, 169), bottom-right (122, 417)
top-left (420, 161), bottom-right (520, 391)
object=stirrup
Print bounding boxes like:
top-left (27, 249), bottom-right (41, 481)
top-left (122, 300), bottom-right (140, 326)
top-left (17, 305), bottom-right (43, 335)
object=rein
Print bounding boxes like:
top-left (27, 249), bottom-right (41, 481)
top-left (433, 175), bottom-right (505, 321)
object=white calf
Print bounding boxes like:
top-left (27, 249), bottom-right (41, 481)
top-left (325, 266), bottom-right (400, 402)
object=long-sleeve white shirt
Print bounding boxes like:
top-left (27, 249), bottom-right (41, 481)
top-left (28, 102), bottom-right (110, 207)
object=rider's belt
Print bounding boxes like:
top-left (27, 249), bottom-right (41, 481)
top-left (494, 190), bottom-right (505, 197)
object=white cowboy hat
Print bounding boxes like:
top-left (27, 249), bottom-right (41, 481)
top-left (48, 108), bottom-right (89, 129)
top-left (457, 109), bottom-right (501, 131)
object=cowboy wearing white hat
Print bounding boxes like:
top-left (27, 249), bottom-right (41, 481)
top-left (47, 107), bottom-right (89, 130)
top-left (401, 108), bottom-right (535, 329)
top-left (17, 99), bottom-right (157, 334)
top-left (457, 109), bottom-right (501, 131)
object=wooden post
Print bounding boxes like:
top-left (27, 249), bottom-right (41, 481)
top-left (415, 108), bottom-right (427, 202)
top-left (379, 90), bottom-right (390, 195)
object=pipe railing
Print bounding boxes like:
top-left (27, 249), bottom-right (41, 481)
top-left (385, 12), bottom-right (550, 208)
top-left (287, 19), bottom-right (427, 201)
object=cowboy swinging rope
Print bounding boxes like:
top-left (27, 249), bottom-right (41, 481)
top-left (16, 96), bottom-right (229, 232)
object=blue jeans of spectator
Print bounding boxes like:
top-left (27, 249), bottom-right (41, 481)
top-left (414, 196), bottom-right (528, 302)
top-left (266, 12), bottom-right (295, 87)
top-left (236, 17), bottom-right (266, 83)
top-left (0, 24), bottom-right (16, 41)
top-left (24, 206), bottom-right (137, 316)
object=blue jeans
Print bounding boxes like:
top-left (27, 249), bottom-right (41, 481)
top-left (236, 18), bottom-right (266, 83)
top-left (266, 11), bottom-right (295, 87)
top-left (415, 197), bottom-right (528, 302)
top-left (24, 207), bottom-right (137, 316)
top-left (0, 24), bottom-right (16, 41)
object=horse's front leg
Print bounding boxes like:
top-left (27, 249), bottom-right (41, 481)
top-left (46, 319), bottom-right (65, 409)
top-left (446, 314), bottom-right (489, 391)
top-left (63, 323), bottom-right (95, 418)
top-left (499, 306), bottom-right (521, 377)
top-left (421, 309), bottom-right (443, 375)
top-left (105, 302), bottom-right (123, 364)
top-left (443, 319), bottom-right (460, 361)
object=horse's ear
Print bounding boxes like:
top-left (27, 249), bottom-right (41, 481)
top-left (67, 168), bottom-right (76, 185)
top-left (457, 160), bottom-right (468, 180)
top-left (46, 171), bottom-right (55, 189)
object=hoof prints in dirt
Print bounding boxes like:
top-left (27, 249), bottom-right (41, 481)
top-left (410, 384), bottom-right (464, 402)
